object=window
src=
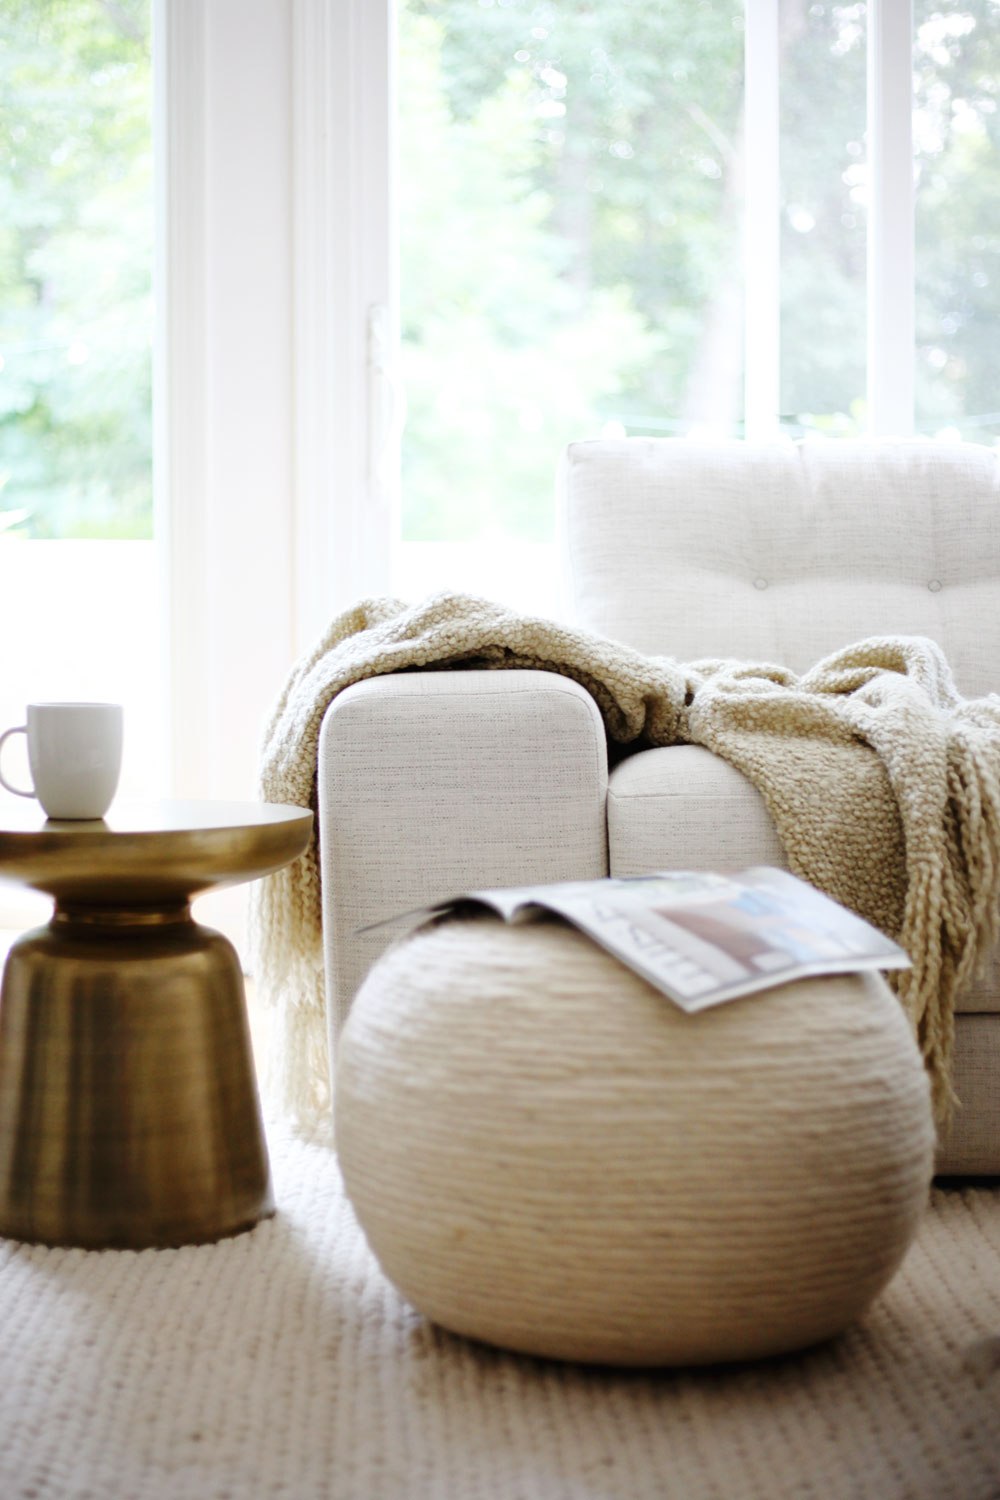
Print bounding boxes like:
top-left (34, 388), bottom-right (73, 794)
top-left (778, 0), bottom-right (867, 434)
top-left (387, 0), bottom-right (1000, 610)
top-left (6, 2), bottom-right (982, 855)
top-left (914, 0), bottom-right (1000, 439)
top-left (0, 0), bottom-right (299, 952)
top-left (0, 0), bottom-right (164, 848)
top-left (398, 0), bottom-right (746, 543)
top-left (0, 0), bottom-right (153, 540)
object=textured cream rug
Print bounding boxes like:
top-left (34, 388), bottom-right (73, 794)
top-left (1, 1123), bottom-right (998, 1500)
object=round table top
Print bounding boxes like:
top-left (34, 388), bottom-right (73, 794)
top-left (0, 798), bottom-right (313, 907)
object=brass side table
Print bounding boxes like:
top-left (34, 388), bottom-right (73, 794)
top-left (0, 799), bottom-right (312, 1250)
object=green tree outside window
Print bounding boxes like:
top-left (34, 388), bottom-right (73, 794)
top-left (0, 0), bottom-right (152, 540)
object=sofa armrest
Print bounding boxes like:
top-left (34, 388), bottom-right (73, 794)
top-left (317, 668), bottom-right (609, 1045)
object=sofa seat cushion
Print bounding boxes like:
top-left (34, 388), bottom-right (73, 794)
top-left (608, 744), bottom-right (1000, 1018)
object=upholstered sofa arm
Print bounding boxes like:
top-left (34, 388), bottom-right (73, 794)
top-left (317, 668), bottom-right (610, 1042)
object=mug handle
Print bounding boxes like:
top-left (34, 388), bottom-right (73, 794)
top-left (0, 725), bottom-right (35, 798)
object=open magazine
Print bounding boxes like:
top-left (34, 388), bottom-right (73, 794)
top-left (407, 868), bottom-right (911, 1015)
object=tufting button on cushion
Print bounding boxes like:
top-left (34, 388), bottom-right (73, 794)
top-left (928, 579), bottom-right (942, 593)
top-left (753, 577), bottom-right (768, 591)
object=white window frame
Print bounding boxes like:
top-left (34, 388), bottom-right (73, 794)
top-left (289, 0), bottom-right (398, 645)
top-left (867, 0), bottom-right (915, 436)
top-left (744, 0), bottom-right (914, 439)
top-left (156, 0), bottom-right (917, 803)
top-left (158, 0), bottom-right (397, 807)
top-left (744, 0), bottom-right (781, 439)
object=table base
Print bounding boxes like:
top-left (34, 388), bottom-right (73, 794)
top-left (0, 907), bottom-right (274, 1249)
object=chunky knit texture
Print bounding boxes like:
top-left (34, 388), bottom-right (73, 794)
top-left (1, 1121), bottom-right (998, 1500)
top-left (250, 592), bottom-right (1000, 1127)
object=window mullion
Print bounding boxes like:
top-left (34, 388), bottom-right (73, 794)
top-left (867, 0), bottom-right (914, 435)
top-left (292, 0), bottom-right (395, 650)
top-left (744, 0), bottom-right (781, 440)
top-left (156, 0), bottom-right (210, 796)
top-left (159, 0), bottom-right (297, 800)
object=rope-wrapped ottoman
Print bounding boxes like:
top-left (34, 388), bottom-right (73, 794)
top-left (334, 915), bottom-right (936, 1366)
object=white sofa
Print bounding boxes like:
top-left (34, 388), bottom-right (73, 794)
top-left (318, 438), bottom-right (1000, 1176)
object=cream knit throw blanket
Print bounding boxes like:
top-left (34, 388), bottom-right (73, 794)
top-left (250, 592), bottom-right (1000, 1129)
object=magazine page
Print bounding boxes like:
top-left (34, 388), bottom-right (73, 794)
top-left (454, 868), bottom-right (911, 1014)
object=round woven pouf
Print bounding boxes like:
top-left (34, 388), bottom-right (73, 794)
top-left (334, 915), bottom-right (936, 1366)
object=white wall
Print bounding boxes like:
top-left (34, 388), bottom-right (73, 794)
top-left (0, 539), bottom-right (164, 924)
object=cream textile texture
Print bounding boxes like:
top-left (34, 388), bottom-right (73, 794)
top-left (318, 670), bottom-right (609, 1034)
top-left (0, 1121), bottom-right (998, 1500)
top-left (336, 919), bottom-right (935, 1365)
top-left (607, 744), bottom-right (788, 874)
top-left (250, 591), bottom-right (1000, 1127)
top-left (559, 437), bottom-right (1000, 691)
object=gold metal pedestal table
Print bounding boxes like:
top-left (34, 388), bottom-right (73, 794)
top-left (0, 799), bottom-right (312, 1250)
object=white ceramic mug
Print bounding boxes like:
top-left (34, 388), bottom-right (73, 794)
top-left (0, 702), bottom-right (123, 820)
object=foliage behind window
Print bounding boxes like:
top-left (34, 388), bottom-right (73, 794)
top-left (400, 0), bottom-right (1000, 547)
top-left (0, 0), bottom-right (152, 539)
top-left (399, 0), bottom-right (745, 544)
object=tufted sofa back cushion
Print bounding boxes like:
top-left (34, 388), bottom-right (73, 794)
top-left (557, 437), bottom-right (1000, 696)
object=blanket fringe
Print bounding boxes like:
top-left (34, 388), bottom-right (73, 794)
top-left (893, 862), bottom-right (958, 1125)
top-left (259, 986), bottom-right (333, 1141)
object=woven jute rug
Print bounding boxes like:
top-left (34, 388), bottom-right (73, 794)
top-left (1, 1123), bottom-right (998, 1500)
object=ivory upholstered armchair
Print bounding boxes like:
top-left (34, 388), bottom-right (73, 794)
top-left (317, 438), bottom-right (1000, 1175)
